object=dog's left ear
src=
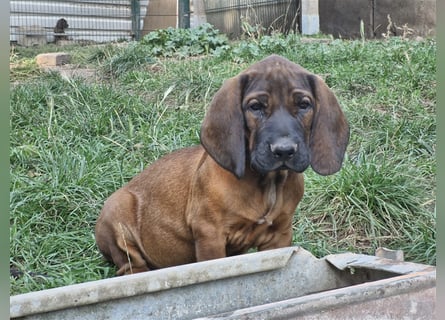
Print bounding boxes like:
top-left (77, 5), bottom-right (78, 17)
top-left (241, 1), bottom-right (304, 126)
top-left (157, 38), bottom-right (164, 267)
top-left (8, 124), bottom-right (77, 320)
top-left (308, 75), bottom-right (349, 175)
top-left (200, 74), bottom-right (249, 179)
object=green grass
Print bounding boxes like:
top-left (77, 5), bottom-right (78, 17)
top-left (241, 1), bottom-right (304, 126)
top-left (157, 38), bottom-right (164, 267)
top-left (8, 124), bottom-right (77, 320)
top-left (10, 30), bottom-right (436, 295)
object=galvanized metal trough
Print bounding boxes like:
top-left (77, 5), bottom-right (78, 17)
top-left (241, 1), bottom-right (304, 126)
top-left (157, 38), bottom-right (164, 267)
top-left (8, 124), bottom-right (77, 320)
top-left (10, 246), bottom-right (435, 319)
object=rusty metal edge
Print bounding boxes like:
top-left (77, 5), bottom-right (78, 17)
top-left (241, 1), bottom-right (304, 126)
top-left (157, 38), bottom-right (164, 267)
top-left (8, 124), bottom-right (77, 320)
top-left (325, 252), bottom-right (435, 274)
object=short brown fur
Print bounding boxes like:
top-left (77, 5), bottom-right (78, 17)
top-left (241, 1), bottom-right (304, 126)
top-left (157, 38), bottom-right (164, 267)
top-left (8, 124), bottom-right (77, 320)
top-left (95, 55), bottom-right (349, 275)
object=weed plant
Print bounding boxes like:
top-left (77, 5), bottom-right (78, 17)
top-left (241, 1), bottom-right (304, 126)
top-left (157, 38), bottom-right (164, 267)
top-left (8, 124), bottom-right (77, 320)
top-left (10, 26), bottom-right (436, 295)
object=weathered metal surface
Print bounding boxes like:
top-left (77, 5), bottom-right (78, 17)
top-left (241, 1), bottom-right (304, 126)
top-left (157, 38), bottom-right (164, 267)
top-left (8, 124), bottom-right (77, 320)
top-left (325, 252), bottom-right (435, 274)
top-left (10, 246), bottom-right (436, 320)
top-left (198, 271), bottom-right (436, 319)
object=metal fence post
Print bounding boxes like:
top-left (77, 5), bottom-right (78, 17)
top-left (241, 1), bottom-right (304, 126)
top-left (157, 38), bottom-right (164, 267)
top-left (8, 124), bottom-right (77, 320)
top-left (179, 0), bottom-right (190, 28)
top-left (131, 0), bottom-right (141, 40)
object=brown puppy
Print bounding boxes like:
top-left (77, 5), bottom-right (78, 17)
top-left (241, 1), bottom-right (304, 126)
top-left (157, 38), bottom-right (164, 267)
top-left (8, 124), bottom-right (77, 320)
top-left (54, 18), bottom-right (69, 42)
top-left (95, 55), bottom-right (349, 275)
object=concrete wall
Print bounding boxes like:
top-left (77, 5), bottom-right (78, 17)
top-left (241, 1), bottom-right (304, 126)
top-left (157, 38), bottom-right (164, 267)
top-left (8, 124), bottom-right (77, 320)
top-left (319, 0), bottom-right (436, 38)
top-left (373, 0), bottom-right (436, 37)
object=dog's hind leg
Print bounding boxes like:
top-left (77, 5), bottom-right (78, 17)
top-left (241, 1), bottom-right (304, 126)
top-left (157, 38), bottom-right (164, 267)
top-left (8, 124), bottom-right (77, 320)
top-left (96, 190), bottom-right (151, 275)
top-left (111, 222), bottom-right (150, 275)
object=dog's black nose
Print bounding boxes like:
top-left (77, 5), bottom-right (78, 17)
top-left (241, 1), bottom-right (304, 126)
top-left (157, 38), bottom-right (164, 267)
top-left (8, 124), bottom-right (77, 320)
top-left (270, 140), bottom-right (298, 160)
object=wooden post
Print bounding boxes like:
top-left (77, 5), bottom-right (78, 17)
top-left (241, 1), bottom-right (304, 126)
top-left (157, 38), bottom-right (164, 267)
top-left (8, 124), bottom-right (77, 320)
top-left (142, 0), bottom-right (178, 35)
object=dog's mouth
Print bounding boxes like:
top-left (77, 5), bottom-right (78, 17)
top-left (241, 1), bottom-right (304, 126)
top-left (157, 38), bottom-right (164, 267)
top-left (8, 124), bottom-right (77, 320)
top-left (250, 139), bottom-right (311, 174)
top-left (276, 161), bottom-right (309, 173)
top-left (251, 159), bottom-right (309, 174)
top-left (277, 163), bottom-right (293, 171)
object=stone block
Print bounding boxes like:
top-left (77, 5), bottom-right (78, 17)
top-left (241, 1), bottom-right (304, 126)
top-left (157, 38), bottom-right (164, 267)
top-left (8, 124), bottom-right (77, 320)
top-left (17, 26), bottom-right (47, 47)
top-left (36, 52), bottom-right (71, 67)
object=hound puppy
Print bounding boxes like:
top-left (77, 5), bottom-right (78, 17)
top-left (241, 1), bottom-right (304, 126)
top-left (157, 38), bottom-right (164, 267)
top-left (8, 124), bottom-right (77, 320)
top-left (95, 55), bottom-right (349, 275)
top-left (54, 18), bottom-right (69, 42)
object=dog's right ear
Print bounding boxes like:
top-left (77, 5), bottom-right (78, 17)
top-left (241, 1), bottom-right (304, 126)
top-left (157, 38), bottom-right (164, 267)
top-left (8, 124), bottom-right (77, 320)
top-left (200, 74), bottom-right (249, 179)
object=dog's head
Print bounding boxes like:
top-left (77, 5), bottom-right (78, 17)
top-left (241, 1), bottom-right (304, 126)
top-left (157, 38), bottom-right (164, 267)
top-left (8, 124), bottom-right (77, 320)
top-left (55, 18), bottom-right (69, 32)
top-left (200, 55), bottom-right (349, 179)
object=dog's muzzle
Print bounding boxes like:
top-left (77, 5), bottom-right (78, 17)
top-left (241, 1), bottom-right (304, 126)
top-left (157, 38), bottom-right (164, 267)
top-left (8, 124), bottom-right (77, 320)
top-left (251, 136), bottom-right (310, 174)
top-left (270, 138), bottom-right (298, 162)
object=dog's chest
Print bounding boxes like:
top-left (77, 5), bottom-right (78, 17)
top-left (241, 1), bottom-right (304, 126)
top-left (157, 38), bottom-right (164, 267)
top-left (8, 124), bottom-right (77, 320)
top-left (254, 171), bottom-right (288, 223)
top-left (225, 172), bottom-right (290, 251)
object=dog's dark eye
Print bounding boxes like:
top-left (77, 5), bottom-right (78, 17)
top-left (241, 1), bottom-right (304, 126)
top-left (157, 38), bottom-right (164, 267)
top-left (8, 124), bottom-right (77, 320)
top-left (249, 102), bottom-right (264, 112)
top-left (298, 98), bottom-right (312, 110)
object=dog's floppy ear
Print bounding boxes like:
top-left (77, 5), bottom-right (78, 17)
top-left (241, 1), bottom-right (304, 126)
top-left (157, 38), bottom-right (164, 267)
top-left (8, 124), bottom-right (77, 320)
top-left (200, 74), bottom-right (249, 179)
top-left (308, 75), bottom-right (349, 175)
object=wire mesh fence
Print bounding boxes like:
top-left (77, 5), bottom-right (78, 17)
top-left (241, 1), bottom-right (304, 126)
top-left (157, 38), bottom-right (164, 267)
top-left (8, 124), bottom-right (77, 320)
top-left (10, 0), bottom-right (149, 45)
top-left (10, 0), bottom-right (301, 46)
top-left (203, 0), bottom-right (300, 39)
